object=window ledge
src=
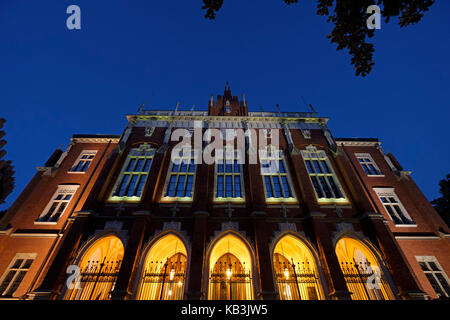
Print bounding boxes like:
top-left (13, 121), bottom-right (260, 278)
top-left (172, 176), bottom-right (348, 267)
top-left (67, 171), bottom-right (86, 174)
top-left (317, 198), bottom-right (349, 205)
top-left (393, 223), bottom-right (418, 228)
top-left (214, 198), bottom-right (245, 203)
top-left (265, 198), bottom-right (297, 204)
top-left (160, 197), bottom-right (193, 203)
top-left (108, 196), bottom-right (142, 203)
top-left (34, 221), bottom-right (58, 225)
top-left (367, 174), bottom-right (385, 178)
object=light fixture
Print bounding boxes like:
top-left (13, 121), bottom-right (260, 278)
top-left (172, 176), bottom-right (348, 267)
top-left (178, 281), bottom-right (183, 287)
top-left (168, 290), bottom-right (172, 296)
top-left (170, 268), bottom-right (175, 280)
top-left (284, 268), bottom-right (289, 280)
top-left (226, 267), bottom-right (232, 279)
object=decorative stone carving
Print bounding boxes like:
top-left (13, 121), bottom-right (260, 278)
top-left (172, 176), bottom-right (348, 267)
top-left (331, 222), bottom-right (365, 243)
top-left (145, 127), bottom-right (155, 137)
top-left (163, 221), bottom-right (182, 231)
top-left (104, 220), bottom-right (124, 231)
top-left (301, 129), bottom-right (311, 139)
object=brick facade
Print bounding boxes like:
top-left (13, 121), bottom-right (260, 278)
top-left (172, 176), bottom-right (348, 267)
top-left (0, 86), bottom-right (448, 300)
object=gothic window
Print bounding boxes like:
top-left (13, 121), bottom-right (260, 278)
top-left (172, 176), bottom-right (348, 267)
top-left (416, 256), bottom-right (450, 298)
top-left (36, 185), bottom-right (79, 223)
top-left (215, 148), bottom-right (244, 201)
top-left (64, 235), bottom-right (124, 300)
top-left (137, 234), bottom-right (187, 300)
top-left (335, 237), bottom-right (396, 300)
top-left (260, 147), bottom-right (296, 203)
top-left (301, 146), bottom-right (346, 203)
top-left (0, 254), bottom-right (36, 297)
top-left (208, 234), bottom-right (253, 300)
top-left (373, 188), bottom-right (415, 225)
top-left (355, 153), bottom-right (382, 176)
top-left (273, 235), bottom-right (324, 300)
top-left (109, 144), bottom-right (155, 202)
top-left (69, 150), bottom-right (97, 173)
top-left (162, 149), bottom-right (196, 201)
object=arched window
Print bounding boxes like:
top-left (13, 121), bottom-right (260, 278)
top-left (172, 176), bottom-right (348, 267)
top-left (273, 235), bottom-right (324, 300)
top-left (208, 234), bottom-right (253, 300)
top-left (64, 235), bottom-right (124, 300)
top-left (137, 234), bottom-right (187, 300)
top-left (335, 237), bottom-right (396, 300)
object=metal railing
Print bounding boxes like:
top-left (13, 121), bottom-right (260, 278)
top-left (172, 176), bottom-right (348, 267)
top-left (65, 258), bottom-right (121, 300)
top-left (275, 260), bottom-right (322, 300)
top-left (137, 261), bottom-right (186, 300)
top-left (340, 260), bottom-right (396, 300)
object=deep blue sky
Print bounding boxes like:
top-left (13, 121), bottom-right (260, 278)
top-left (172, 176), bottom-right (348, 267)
top-left (0, 1), bottom-right (449, 210)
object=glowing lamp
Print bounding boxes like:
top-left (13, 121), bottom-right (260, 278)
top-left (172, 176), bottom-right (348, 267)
top-left (284, 268), bottom-right (289, 280)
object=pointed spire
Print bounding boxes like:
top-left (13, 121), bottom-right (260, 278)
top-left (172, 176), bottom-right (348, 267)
top-left (276, 104), bottom-right (281, 115)
top-left (137, 102), bottom-right (146, 114)
top-left (224, 81), bottom-right (232, 101)
top-left (210, 95), bottom-right (214, 107)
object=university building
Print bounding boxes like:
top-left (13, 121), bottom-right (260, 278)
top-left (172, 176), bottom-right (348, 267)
top-left (0, 85), bottom-right (449, 300)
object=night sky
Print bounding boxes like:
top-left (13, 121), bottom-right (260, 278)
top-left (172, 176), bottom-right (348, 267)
top-left (1, 1), bottom-right (449, 211)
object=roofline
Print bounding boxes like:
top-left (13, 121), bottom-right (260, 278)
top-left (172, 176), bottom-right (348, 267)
top-left (71, 134), bottom-right (121, 144)
top-left (335, 138), bottom-right (381, 147)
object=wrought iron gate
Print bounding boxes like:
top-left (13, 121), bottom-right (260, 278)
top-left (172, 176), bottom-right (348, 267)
top-left (209, 270), bottom-right (252, 300)
top-left (138, 260), bottom-right (186, 300)
top-left (275, 260), bottom-right (322, 300)
top-left (340, 260), bottom-right (395, 300)
top-left (65, 258), bottom-right (122, 300)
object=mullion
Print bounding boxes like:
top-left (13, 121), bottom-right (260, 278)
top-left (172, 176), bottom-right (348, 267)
top-left (313, 172), bottom-right (326, 198)
top-left (322, 175), bottom-right (336, 198)
top-left (129, 174), bottom-right (141, 196)
top-left (122, 173), bottom-right (136, 197)
top-left (182, 172), bottom-right (189, 197)
top-left (269, 176), bottom-right (277, 198)
top-left (278, 175), bottom-right (286, 198)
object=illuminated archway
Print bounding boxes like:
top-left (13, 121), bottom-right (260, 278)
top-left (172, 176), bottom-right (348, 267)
top-left (273, 234), bottom-right (324, 300)
top-left (65, 234), bottom-right (124, 300)
top-left (208, 233), bottom-right (253, 300)
top-left (335, 237), bottom-right (395, 300)
top-left (137, 233), bottom-right (187, 300)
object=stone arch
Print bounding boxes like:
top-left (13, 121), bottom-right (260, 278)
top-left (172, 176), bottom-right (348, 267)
top-left (64, 233), bottom-right (124, 300)
top-left (134, 231), bottom-right (189, 300)
top-left (271, 231), bottom-right (326, 300)
top-left (204, 231), bottom-right (257, 300)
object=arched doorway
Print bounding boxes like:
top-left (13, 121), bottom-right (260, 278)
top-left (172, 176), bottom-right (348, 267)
top-left (335, 237), bottom-right (396, 300)
top-left (208, 233), bottom-right (253, 300)
top-left (137, 234), bottom-right (187, 300)
top-left (64, 235), bottom-right (124, 300)
top-left (273, 234), bottom-right (324, 300)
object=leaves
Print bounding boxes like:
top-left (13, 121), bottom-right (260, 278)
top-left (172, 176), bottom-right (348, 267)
top-left (431, 174), bottom-right (450, 227)
top-left (201, 0), bottom-right (435, 76)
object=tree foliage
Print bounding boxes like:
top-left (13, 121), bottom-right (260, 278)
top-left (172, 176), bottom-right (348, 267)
top-left (0, 118), bottom-right (15, 205)
top-left (201, 0), bottom-right (435, 76)
top-left (431, 174), bottom-right (450, 227)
